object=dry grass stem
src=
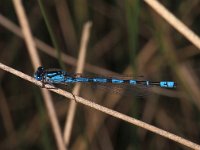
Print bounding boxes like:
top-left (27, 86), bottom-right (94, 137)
top-left (12, 1), bottom-right (65, 149)
top-left (1, 63), bottom-right (200, 150)
top-left (63, 21), bottom-right (92, 146)
top-left (145, 0), bottom-right (200, 49)
top-left (1, 1), bottom-right (199, 149)
top-left (12, 0), bottom-right (41, 68)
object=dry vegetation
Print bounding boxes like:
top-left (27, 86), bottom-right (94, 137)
top-left (0, 0), bottom-right (200, 149)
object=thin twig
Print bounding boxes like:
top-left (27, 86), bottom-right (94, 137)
top-left (12, 0), bottom-right (41, 67)
top-left (0, 63), bottom-right (200, 150)
top-left (144, 0), bottom-right (200, 49)
top-left (63, 21), bottom-right (92, 146)
top-left (12, 1), bottom-right (66, 150)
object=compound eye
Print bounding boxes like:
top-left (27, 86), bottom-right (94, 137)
top-left (37, 66), bottom-right (44, 74)
top-left (34, 66), bottom-right (45, 81)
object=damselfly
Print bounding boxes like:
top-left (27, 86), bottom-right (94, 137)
top-left (34, 66), bottom-right (176, 96)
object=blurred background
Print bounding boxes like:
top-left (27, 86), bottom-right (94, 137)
top-left (0, 0), bottom-right (200, 149)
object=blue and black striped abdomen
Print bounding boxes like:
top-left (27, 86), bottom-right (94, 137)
top-left (64, 76), bottom-right (176, 88)
top-left (34, 67), bottom-right (176, 89)
top-left (64, 76), bottom-right (138, 84)
top-left (65, 77), bottom-right (142, 86)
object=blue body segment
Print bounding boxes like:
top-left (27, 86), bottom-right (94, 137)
top-left (92, 78), bottom-right (107, 83)
top-left (129, 80), bottom-right (137, 85)
top-left (112, 79), bottom-right (124, 84)
top-left (65, 77), bottom-right (89, 83)
top-left (160, 81), bottom-right (175, 88)
top-left (34, 67), bottom-right (176, 89)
